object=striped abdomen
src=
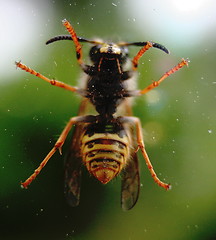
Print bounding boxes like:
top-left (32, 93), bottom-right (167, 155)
top-left (81, 132), bottom-right (130, 184)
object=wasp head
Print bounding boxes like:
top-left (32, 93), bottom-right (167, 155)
top-left (89, 43), bottom-right (128, 64)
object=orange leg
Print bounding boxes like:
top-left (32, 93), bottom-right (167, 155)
top-left (121, 116), bottom-right (171, 190)
top-left (139, 58), bottom-right (189, 95)
top-left (132, 41), bottom-right (153, 70)
top-left (62, 19), bottom-right (83, 66)
top-left (21, 116), bottom-right (86, 188)
top-left (15, 61), bottom-right (78, 92)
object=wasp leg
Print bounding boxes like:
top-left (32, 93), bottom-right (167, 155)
top-left (62, 19), bottom-right (96, 74)
top-left (119, 116), bottom-right (171, 190)
top-left (62, 19), bottom-right (84, 66)
top-left (21, 115), bottom-right (95, 189)
top-left (138, 58), bottom-right (189, 95)
top-left (15, 61), bottom-right (78, 92)
top-left (120, 99), bottom-right (134, 116)
top-left (132, 41), bottom-right (153, 70)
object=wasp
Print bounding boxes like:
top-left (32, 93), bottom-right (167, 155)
top-left (16, 19), bottom-right (188, 210)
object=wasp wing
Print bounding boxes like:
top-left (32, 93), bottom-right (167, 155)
top-left (64, 99), bottom-right (93, 207)
top-left (121, 147), bottom-right (140, 211)
top-left (121, 144), bottom-right (140, 211)
top-left (64, 122), bottom-right (84, 207)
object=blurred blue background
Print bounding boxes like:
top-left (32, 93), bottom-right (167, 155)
top-left (1, 0), bottom-right (216, 239)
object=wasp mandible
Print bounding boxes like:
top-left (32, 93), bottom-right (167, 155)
top-left (16, 19), bottom-right (188, 210)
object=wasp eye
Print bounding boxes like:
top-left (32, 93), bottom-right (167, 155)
top-left (89, 45), bottom-right (101, 63)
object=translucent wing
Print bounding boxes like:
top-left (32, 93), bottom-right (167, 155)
top-left (120, 102), bottom-right (140, 211)
top-left (64, 99), bottom-right (92, 206)
top-left (121, 148), bottom-right (140, 211)
top-left (64, 121), bottom-right (84, 206)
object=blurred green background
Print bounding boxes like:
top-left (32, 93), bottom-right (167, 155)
top-left (1, 0), bottom-right (216, 239)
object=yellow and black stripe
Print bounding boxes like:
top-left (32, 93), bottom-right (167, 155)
top-left (81, 128), bottom-right (130, 184)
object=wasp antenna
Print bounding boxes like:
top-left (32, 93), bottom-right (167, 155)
top-left (151, 42), bottom-right (170, 54)
top-left (137, 42), bottom-right (169, 54)
top-left (46, 35), bottom-right (72, 45)
top-left (46, 35), bottom-right (97, 45)
top-left (120, 41), bottom-right (169, 54)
